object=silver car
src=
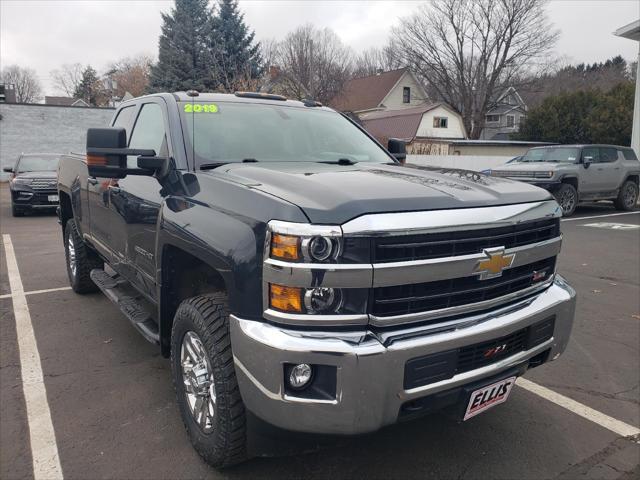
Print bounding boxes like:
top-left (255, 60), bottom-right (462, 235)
top-left (490, 145), bottom-right (640, 216)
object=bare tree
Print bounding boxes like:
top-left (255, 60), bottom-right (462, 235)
top-left (105, 54), bottom-right (153, 98)
top-left (276, 24), bottom-right (353, 104)
top-left (353, 47), bottom-right (403, 77)
top-left (50, 63), bottom-right (84, 97)
top-left (0, 65), bottom-right (42, 103)
top-left (390, 0), bottom-right (559, 138)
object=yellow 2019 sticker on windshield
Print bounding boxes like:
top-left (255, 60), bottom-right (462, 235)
top-left (184, 103), bottom-right (219, 113)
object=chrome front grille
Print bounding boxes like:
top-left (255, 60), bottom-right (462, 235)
top-left (373, 257), bottom-right (556, 318)
top-left (491, 170), bottom-right (552, 179)
top-left (30, 178), bottom-right (57, 190)
top-left (373, 218), bottom-right (559, 263)
top-left (263, 201), bottom-right (563, 327)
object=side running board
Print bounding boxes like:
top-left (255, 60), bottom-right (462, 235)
top-left (90, 269), bottom-right (160, 344)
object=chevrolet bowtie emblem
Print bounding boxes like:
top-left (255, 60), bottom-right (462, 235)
top-left (474, 247), bottom-right (515, 280)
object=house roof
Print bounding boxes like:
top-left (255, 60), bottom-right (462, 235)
top-left (45, 96), bottom-right (77, 106)
top-left (614, 19), bottom-right (640, 41)
top-left (361, 103), bottom-right (443, 140)
top-left (44, 96), bottom-right (89, 107)
top-left (329, 68), bottom-right (408, 112)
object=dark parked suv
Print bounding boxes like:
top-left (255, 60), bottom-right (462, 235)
top-left (4, 153), bottom-right (61, 217)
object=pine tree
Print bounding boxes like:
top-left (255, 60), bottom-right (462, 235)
top-left (149, 0), bottom-right (214, 92)
top-left (211, 0), bottom-right (262, 92)
top-left (74, 66), bottom-right (105, 106)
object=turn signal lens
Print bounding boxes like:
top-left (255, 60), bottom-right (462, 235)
top-left (271, 234), bottom-right (300, 260)
top-left (269, 284), bottom-right (303, 313)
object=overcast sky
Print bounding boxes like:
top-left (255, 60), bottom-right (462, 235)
top-left (1, 0), bottom-right (638, 96)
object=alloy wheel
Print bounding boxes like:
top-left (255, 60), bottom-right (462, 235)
top-left (181, 331), bottom-right (216, 433)
top-left (559, 189), bottom-right (576, 214)
top-left (623, 183), bottom-right (638, 209)
top-left (67, 235), bottom-right (77, 277)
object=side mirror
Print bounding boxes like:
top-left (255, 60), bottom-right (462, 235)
top-left (583, 156), bottom-right (592, 168)
top-left (387, 138), bottom-right (407, 164)
top-left (86, 127), bottom-right (155, 178)
top-left (3, 167), bottom-right (13, 173)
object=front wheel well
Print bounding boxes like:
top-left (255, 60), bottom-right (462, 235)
top-left (560, 176), bottom-right (578, 191)
top-left (160, 245), bottom-right (227, 357)
top-left (623, 174), bottom-right (639, 186)
top-left (59, 191), bottom-right (73, 231)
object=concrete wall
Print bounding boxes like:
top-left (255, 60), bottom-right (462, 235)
top-left (416, 105), bottom-right (466, 139)
top-left (0, 103), bottom-right (115, 179)
top-left (408, 154), bottom-right (511, 172)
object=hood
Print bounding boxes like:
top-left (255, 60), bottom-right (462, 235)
top-left (207, 162), bottom-right (553, 224)
top-left (15, 171), bottom-right (58, 179)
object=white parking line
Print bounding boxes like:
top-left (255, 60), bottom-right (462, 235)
top-left (2, 235), bottom-right (63, 480)
top-left (0, 286), bottom-right (72, 300)
top-left (561, 211), bottom-right (640, 222)
top-left (517, 377), bottom-right (640, 438)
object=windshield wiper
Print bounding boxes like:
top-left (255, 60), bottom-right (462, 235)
top-left (200, 159), bottom-right (258, 170)
top-left (318, 158), bottom-right (358, 166)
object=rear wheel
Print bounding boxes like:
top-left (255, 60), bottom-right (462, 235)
top-left (614, 180), bottom-right (638, 211)
top-left (64, 219), bottom-right (103, 293)
top-left (171, 294), bottom-right (247, 469)
top-left (554, 183), bottom-right (578, 217)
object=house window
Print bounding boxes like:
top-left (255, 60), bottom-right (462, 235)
top-left (486, 114), bottom-right (500, 123)
top-left (506, 115), bottom-right (515, 127)
top-left (433, 117), bottom-right (448, 128)
top-left (402, 87), bottom-right (410, 103)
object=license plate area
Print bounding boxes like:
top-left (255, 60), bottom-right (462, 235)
top-left (463, 376), bottom-right (516, 420)
top-left (48, 195), bottom-right (59, 202)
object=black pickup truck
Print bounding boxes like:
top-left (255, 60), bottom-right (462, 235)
top-left (57, 92), bottom-right (576, 468)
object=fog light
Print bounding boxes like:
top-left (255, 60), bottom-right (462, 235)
top-left (289, 363), bottom-right (313, 389)
top-left (304, 287), bottom-right (343, 314)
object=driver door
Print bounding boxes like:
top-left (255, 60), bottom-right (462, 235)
top-left (108, 100), bottom-right (168, 299)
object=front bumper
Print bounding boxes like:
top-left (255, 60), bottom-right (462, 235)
top-left (230, 275), bottom-right (576, 435)
top-left (11, 187), bottom-right (59, 209)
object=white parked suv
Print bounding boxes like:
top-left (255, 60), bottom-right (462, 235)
top-left (490, 145), bottom-right (640, 216)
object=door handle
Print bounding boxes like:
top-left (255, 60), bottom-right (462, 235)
top-left (87, 177), bottom-right (98, 185)
top-left (109, 186), bottom-right (121, 195)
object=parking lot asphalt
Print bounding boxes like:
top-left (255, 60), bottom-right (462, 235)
top-left (1, 182), bottom-right (638, 480)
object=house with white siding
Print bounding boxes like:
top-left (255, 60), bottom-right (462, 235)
top-left (360, 103), bottom-right (467, 155)
top-left (329, 68), bottom-right (429, 117)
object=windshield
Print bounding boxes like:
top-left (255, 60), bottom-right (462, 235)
top-left (179, 102), bottom-right (392, 167)
top-left (521, 147), bottom-right (580, 163)
top-left (16, 155), bottom-right (59, 172)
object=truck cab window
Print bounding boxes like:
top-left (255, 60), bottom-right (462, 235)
top-left (128, 103), bottom-right (167, 168)
top-left (111, 105), bottom-right (136, 136)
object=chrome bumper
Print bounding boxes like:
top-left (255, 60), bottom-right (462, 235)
top-left (230, 275), bottom-right (576, 435)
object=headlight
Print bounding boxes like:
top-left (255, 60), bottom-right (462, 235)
top-left (12, 177), bottom-right (32, 185)
top-left (268, 221), bottom-right (342, 263)
top-left (304, 287), bottom-right (343, 313)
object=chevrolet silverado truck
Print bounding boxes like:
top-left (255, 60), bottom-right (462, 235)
top-left (57, 92), bottom-right (576, 468)
top-left (490, 145), bottom-right (640, 216)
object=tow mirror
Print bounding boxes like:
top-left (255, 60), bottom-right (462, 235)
top-left (582, 156), bottom-right (592, 169)
top-left (86, 127), bottom-right (156, 178)
top-left (387, 138), bottom-right (407, 164)
top-left (3, 167), bottom-right (13, 173)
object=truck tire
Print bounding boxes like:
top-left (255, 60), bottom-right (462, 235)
top-left (171, 294), bottom-right (247, 468)
top-left (554, 183), bottom-right (578, 217)
top-left (613, 180), bottom-right (638, 211)
top-left (64, 219), bottom-right (103, 293)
